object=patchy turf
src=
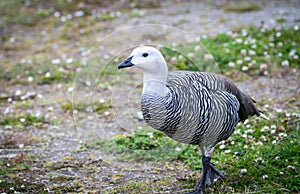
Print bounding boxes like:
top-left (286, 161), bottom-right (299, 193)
top-left (0, 0), bottom-right (299, 193)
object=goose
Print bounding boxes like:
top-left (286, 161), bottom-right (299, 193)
top-left (118, 46), bottom-right (263, 193)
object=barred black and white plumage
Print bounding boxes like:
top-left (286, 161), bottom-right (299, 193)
top-left (118, 46), bottom-right (263, 194)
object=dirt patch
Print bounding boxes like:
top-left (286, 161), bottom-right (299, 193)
top-left (1, 0), bottom-right (299, 193)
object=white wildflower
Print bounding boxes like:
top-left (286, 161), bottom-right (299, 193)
top-left (287, 165), bottom-right (295, 171)
top-left (15, 89), bottom-right (22, 96)
top-left (248, 50), bottom-right (256, 56)
top-left (277, 42), bottom-right (283, 47)
top-left (74, 10), bottom-right (84, 17)
top-left (204, 54), bottom-right (213, 61)
top-left (260, 135), bottom-right (267, 141)
top-left (48, 107), bottom-right (53, 112)
top-left (116, 11), bottom-right (122, 17)
top-left (240, 169), bottom-right (247, 174)
top-left (237, 59), bottom-right (243, 65)
top-left (251, 44), bottom-right (257, 49)
top-left (9, 37), bottom-right (15, 43)
top-left (242, 29), bottom-right (248, 36)
top-left (194, 45), bottom-right (201, 51)
top-left (66, 14), bottom-right (72, 20)
top-left (45, 72), bottom-right (51, 77)
top-left (226, 31), bottom-right (233, 36)
top-left (20, 118), bottom-right (26, 123)
top-left (228, 62), bottom-right (235, 67)
top-left (281, 60), bottom-right (289, 67)
top-left (262, 174), bottom-right (268, 179)
top-left (245, 56), bottom-right (251, 61)
top-left (248, 60), bottom-right (256, 68)
top-left (240, 49), bottom-right (247, 56)
top-left (270, 125), bottom-right (276, 129)
top-left (147, 132), bottom-right (154, 138)
top-left (259, 63), bottom-right (267, 71)
top-left (54, 11), bottom-right (60, 17)
top-left (28, 76), bottom-right (34, 82)
top-left (219, 144), bottom-right (226, 149)
top-left (67, 87), bottom-right (73, 92)
top-left (256, 141), bottom-right (263, 146)
top-left (278, 133), bottom-right (287, 138)
top-left (224, 149), bottom-right (231, 153)
top-left (60, 16), bottom-right (67, 22)
top-left (276, 32), bottom-right (281, 37)
top-left (236, 38), bottom-right (243, 43)
top-left (170, 57), bottom-right (177, 62)
top-left (201, 34), bottom-right (208, 39)
top-left (188, 52), bottom-right (194, 58)
top-left (66, 58), bottom-right (73, 63)
top-left (241, 66), bottom-right (249, 71)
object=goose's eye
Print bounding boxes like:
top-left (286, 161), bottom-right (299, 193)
top-left (142, 53), bottom-right (148, 57)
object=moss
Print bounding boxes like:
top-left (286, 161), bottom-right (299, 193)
top-left (224, 3), bottom-right (262, 12)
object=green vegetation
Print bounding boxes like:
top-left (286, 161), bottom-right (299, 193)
top-left (100, 129), bottom-right (183, 162)
top-left (0, 60), bottom-right (76, 85)
top-left (0, 0), bottom-right (299, 193)
top-left (61, 99), bottom-right (111, 112)
top-left (100, 112), bottom-right (299, 193)
top-left (163, 27), bottom-right (300, 78)
top-left (0, 0), bottom-right (120, 27)
top-left (0, 157), bottom-right (45, 193)
top-left (0, 113), bottom-right (46, 127)
top-left (224, 3), bottom-right (262, 12)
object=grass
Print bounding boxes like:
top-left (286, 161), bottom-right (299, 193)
top-left (0, 0), bottom-right (299, 193)
top-left (0, 58), bottom-right (76, 85)
top-left (0, 157), bottom-right (46, 193)
top-left (61, 99), bottom-right (111, 112)
top-left (0, 113), bottom-right (46, 127)
top-left (162, 26), bottom-right (300, 78)
top-left (100, 111), bottom-right (299, 193)
top-left (224, 3), bottom-right (262, 12)
top-left (0, 0), bottom-right (120, 27)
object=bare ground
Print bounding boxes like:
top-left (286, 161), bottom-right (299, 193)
top-left (0, 0), bottom-right (299, 193)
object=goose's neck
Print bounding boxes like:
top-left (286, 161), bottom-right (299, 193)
top-left (142, 77), bottom-right (169, 96)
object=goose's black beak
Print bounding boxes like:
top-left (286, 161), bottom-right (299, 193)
top-left (118, 56), bottom-right (134, 69)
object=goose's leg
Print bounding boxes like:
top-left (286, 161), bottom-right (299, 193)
top-left (187, 146), bottom-right (224, 194)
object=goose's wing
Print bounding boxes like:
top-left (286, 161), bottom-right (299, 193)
top-left (167, 71), bottom-right (260, 121)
